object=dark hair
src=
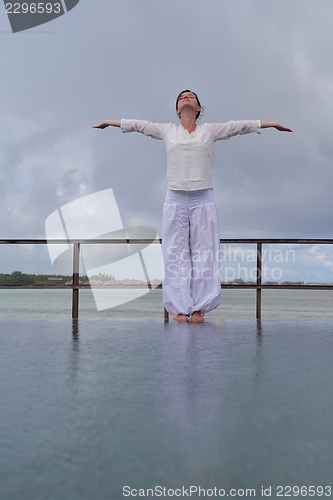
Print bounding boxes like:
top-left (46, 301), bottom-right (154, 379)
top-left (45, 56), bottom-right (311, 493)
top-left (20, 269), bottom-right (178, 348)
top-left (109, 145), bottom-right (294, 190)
top-left (176, 90), bottom-right (202, 120)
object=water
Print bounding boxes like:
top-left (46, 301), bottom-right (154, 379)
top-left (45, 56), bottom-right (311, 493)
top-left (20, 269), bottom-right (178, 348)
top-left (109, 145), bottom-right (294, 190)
top-left (0, 288), bottom-right (333, 319)
top-left (1, 318), bottom-right (333, 499)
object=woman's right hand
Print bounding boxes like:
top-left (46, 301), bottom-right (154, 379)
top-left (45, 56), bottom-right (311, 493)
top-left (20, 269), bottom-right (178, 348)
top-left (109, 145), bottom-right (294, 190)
top-left (92, 120), bottom-right (121, 129)
top-left (92, 121), bottom-right (109, 129)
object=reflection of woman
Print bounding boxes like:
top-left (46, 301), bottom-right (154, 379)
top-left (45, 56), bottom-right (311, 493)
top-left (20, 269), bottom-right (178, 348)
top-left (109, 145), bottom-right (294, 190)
top-left (93, 90), bottom-right (292, 322)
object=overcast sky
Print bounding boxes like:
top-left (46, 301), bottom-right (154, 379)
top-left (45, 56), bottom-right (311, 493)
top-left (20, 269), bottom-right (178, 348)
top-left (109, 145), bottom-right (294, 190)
top-left (1, 0), bottom-right (333, 282)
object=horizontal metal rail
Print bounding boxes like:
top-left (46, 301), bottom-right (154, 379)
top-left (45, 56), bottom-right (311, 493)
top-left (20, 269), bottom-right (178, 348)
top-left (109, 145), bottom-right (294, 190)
top-left (1, 239), bottom-right (332, 320)
top-left (1, 238), bottom-right (333, 244)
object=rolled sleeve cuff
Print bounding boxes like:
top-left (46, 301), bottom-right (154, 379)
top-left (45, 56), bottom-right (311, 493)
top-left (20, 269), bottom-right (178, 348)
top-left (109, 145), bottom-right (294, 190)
top-left (255, 120), bottom-right (261, 134)
top-left (120, 119), bottom-right (132, 133)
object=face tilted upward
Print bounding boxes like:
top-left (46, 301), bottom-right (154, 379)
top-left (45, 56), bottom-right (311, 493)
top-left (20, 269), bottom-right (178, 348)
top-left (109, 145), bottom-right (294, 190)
top-left (176, 91), bottom-right (201, 119)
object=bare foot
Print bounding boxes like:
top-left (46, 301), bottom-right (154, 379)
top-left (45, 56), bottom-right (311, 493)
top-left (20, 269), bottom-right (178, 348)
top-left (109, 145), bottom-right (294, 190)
top-left (191, 311), bottom-right (204, 323)
top-left (173, 314), bottom-right (188, 322)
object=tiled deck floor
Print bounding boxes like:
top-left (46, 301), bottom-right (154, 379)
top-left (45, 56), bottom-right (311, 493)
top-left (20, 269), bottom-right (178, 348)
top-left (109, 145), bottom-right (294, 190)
top-left (1, 318), bottom-right (332, 499)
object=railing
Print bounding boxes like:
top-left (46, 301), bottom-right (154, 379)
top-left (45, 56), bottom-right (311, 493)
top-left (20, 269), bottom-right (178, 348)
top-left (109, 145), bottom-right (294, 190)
top-left (1, 238), bottom-right (333, 321)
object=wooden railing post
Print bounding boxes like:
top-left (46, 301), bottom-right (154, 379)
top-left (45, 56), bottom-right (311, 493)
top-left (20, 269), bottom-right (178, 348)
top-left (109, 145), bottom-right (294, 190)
top-left (72, 243), bottom-right (80, 320)
top-left (164, 308), bottom-right (169, 322)
top-left (256, 242), bottom-right (262, 320)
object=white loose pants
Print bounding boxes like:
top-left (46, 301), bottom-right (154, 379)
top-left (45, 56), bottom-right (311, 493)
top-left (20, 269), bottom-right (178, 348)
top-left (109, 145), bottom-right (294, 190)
top-left (162, 189), bottom-right (221, 315)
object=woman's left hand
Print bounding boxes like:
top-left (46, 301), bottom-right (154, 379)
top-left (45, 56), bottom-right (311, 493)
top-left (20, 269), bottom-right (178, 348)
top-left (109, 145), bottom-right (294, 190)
top-left (260, 121), bottom-right (293, 132)
top-left (275, 122), bottom-right (293, 132)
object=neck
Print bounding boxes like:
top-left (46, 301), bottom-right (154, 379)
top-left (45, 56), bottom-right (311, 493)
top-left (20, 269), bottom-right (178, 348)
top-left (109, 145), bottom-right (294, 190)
top-left (180, 109), bottom-right (197, 134)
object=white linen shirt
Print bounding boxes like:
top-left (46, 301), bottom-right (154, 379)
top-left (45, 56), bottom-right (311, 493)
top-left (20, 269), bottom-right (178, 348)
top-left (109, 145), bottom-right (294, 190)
top-left (121, 119), bottom-right (261, 191)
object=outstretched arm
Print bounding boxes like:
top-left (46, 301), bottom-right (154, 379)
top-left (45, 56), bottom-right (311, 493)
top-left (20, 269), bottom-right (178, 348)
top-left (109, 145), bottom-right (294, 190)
top-left (260, 121), bottom-right (292, 132)
top-left (93, 120), bottom-right (121, 129)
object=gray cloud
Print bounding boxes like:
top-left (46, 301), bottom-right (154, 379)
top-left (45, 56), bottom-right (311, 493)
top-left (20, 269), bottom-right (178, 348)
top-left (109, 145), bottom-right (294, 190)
top-left (1, 0), bottom-right (333, 277)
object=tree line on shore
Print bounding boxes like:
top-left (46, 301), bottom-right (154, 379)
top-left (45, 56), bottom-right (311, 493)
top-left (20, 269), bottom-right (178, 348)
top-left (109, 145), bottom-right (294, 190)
top-left (0, 272), bottom-right (117, 286)
top-left (0, 271), bottom-right (88, 286)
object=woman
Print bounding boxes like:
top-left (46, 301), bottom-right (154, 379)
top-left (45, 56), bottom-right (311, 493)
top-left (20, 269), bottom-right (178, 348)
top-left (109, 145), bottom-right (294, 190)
top-left (93, 90), bottom-right (292, 322)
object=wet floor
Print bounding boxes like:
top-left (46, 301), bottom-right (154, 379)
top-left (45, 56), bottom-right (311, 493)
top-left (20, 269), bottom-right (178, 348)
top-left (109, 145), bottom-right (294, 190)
top-left (1, 318), bottom-right (333, 499)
